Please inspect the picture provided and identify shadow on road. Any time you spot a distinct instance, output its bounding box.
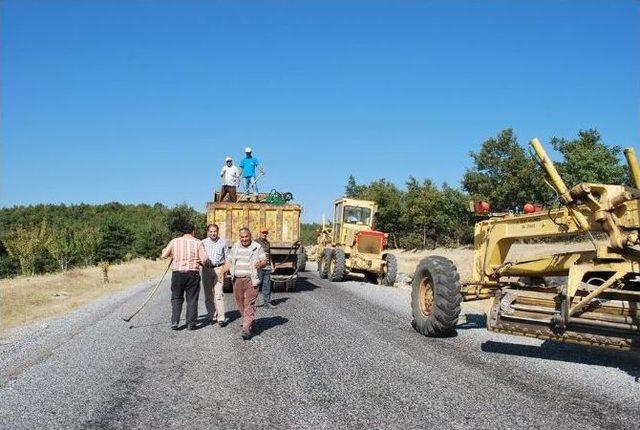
[481,340,640,381]
[456,313,486,330]
[254,316,289,336]
[270,297,289,306]
[226,310,241,324]
[295,278,320,292]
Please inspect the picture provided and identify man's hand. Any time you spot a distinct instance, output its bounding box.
[254,260,267,269]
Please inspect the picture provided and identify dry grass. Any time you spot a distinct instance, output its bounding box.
[1,259,167,335]
[390,241,596,281]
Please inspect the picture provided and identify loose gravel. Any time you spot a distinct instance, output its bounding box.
[1,268,638,429]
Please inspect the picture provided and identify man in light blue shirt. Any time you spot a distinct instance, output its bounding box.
[201,224,229,326]
[238,147,264,194]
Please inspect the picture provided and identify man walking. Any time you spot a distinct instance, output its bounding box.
[255,228,275,308]
[201,224,229,327]
[238,147,264,194]
[219,156,239,202]
[161,222,208,330]
[225,227,267,340]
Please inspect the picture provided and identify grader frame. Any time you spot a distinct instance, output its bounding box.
[411,139,640,351]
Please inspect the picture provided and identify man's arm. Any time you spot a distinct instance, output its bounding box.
[197,242,209,266]
[161,240,173,259]
[255,249,267,269]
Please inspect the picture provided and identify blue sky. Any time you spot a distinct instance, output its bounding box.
[2,0,638,222]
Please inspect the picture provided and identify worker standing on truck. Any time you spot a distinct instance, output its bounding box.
[238,147,264,194]
[224,227,267,340]
[219,156,240,202]
[201,224,229,327]
[161,222,208,331]
[255,228,275,308]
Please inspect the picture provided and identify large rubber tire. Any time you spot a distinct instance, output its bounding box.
[297,253,307,272]
[319,248,332,279]
[411,256,462,337]
[329,249,346,282]
[380,254,397,286]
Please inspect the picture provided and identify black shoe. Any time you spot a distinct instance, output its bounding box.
[171,323,179,330]
[188,324,197,331]
[241,330,252,340]
[218,319,228,328]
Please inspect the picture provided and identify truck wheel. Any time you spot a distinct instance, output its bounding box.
[380,254,397,286]
[329,249,346,282]
[411,256,462,336]
[297,253,307,272]
[319,248,332,279]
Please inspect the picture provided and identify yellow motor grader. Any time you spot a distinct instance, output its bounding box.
[317,198,397,286]
[411,139,640,351]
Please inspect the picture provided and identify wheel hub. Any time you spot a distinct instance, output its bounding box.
[419,277,434,316]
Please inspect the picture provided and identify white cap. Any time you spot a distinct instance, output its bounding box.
[225,156,232,162]
[245,147,252,153]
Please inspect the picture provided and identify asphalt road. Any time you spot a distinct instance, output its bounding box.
[1,268,639,429]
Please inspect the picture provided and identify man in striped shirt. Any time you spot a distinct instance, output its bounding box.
[161,222,208,330]
[201,223,228,327]
[225,227,267,340]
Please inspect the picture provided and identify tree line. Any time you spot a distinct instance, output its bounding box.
[0,203,205,278]
[1,128,629,277]
[345,128,630,249]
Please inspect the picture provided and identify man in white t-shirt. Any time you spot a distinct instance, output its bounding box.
[219,156,240,202]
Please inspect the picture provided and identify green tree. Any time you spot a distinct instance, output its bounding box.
[133,220,171,259]
[167,204,206,238]
[300,223,322,246]
[401,177,438,249]
[76,226,102,266]
[47,227,77,271]
[3,220,51,276]
[358,179,404,248]
[429,184,474,247]
[97,218,134,263]
[345,175,366,198]
[462,129,552,211]
[551,129,628,187]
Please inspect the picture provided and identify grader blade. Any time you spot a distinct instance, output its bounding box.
[487,286,640,351]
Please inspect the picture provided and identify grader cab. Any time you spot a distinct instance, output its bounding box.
[317,198,397,286]
[412,139,640,351]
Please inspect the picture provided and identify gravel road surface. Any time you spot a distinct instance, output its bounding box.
[1,268,639,429]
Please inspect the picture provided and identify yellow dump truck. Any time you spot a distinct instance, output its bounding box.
[206,193,305,291]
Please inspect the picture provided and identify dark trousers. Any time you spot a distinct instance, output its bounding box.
[259,268,272,302]
[219,185,237,202]
[171,271,200,325]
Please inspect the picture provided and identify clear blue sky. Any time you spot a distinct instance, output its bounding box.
[2,0,638,222]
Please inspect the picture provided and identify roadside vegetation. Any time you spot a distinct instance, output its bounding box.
[0,203,204,279]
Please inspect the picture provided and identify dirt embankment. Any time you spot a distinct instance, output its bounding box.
[389,241,595,281]
[1,259,167,335]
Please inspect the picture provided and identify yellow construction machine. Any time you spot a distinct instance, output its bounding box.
[317,198,397,285]
[411,139,640,351]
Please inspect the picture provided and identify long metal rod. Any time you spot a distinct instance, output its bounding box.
[568,271,625,317]
[122,259,172,322]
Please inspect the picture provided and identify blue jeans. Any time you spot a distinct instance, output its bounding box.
[244,176,258,194]
[259,268,271,302]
